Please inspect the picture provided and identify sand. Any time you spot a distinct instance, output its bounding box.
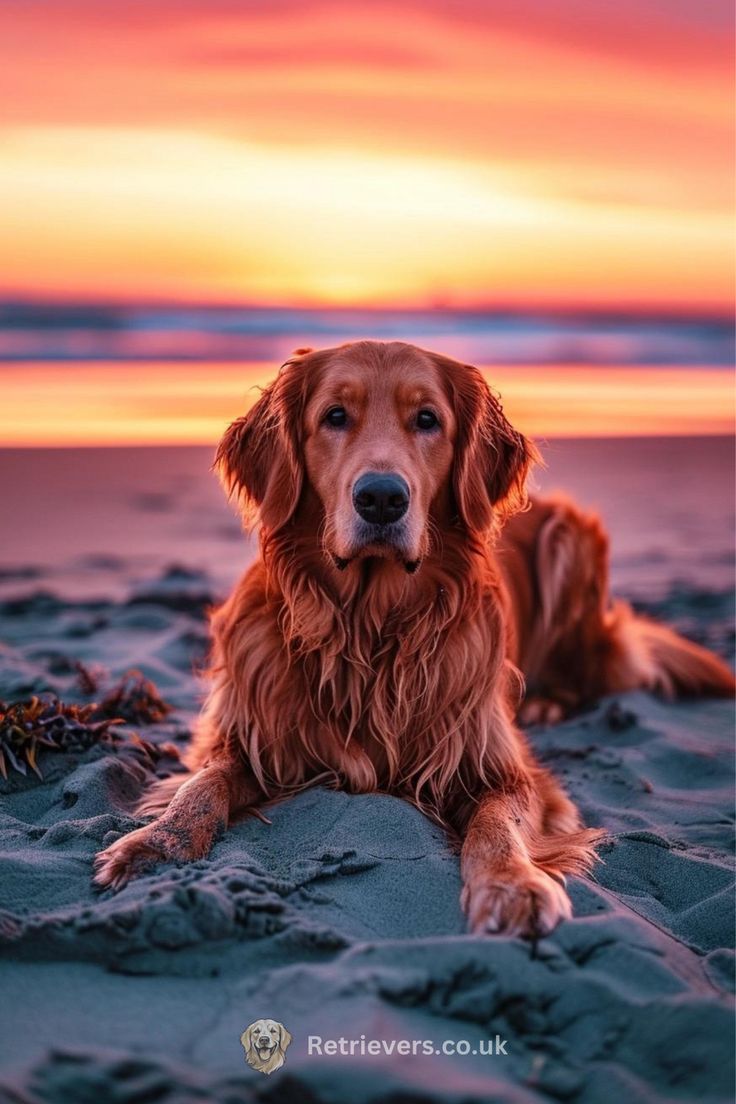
[0,437,733,1103]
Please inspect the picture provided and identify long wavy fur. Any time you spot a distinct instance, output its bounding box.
[140,344,602,885]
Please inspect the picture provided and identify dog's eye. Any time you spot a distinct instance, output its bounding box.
[324,406,348,428]
[415,409,439,431]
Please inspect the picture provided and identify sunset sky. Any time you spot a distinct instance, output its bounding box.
[0,0,733,309]
[2,361,733,446]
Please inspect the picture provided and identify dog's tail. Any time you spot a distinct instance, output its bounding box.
[135,771,192,818]
[610,605,735,700]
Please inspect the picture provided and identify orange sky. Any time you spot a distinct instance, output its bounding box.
[2,362,732,446]
[0,0,733,309]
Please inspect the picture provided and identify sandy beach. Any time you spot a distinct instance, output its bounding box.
[2,0,733,1095]
[0,435,733,1103]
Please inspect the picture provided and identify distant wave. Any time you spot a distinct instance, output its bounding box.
[0,303,732,366]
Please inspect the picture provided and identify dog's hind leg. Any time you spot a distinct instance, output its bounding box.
[93,757,260,890]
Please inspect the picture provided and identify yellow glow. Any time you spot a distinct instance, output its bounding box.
[1,362,732,447]
[0,0,731,309]
[0,127,732,306]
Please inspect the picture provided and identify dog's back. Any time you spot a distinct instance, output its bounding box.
[499,494,735,720]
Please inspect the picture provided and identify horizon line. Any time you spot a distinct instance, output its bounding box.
[1,294,733,323]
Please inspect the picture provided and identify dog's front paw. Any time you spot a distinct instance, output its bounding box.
[93,823,190,891]
[461,864,572,938]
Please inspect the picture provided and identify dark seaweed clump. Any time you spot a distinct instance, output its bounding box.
[0,695,122,780]
[95,670,171,725]
[0,672,175,780]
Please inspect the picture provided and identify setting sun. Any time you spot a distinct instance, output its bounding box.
[0,0,732,309]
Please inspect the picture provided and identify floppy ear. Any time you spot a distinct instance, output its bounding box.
[448,361,536,533]
[240,1028,253,1055]
[278,1025,293,1051]
[216,358,308,533]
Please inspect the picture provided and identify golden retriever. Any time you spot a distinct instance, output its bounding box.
[94,340,729,937]
[240,1019,292,1074]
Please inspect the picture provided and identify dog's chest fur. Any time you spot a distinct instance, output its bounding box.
[247,572,508,808]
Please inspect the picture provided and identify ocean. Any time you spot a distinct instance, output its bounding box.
[1,303,733,366]
[1,305,734,445]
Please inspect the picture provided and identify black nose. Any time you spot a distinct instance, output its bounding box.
[353,472,410,524]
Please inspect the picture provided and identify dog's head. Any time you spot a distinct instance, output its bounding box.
[240,1018,292,1074]
[217,341,534,571]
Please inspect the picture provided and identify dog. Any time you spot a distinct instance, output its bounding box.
[97,339,710,937]
[499,494,735,724]
[240,1019,292,1075]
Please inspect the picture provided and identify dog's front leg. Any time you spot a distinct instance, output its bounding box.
[93,758,258,890]
[460,783,600,938]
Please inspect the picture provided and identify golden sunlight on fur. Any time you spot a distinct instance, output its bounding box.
[93,341,732,938]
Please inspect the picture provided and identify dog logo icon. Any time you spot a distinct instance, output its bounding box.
[240,1019,292,1075]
